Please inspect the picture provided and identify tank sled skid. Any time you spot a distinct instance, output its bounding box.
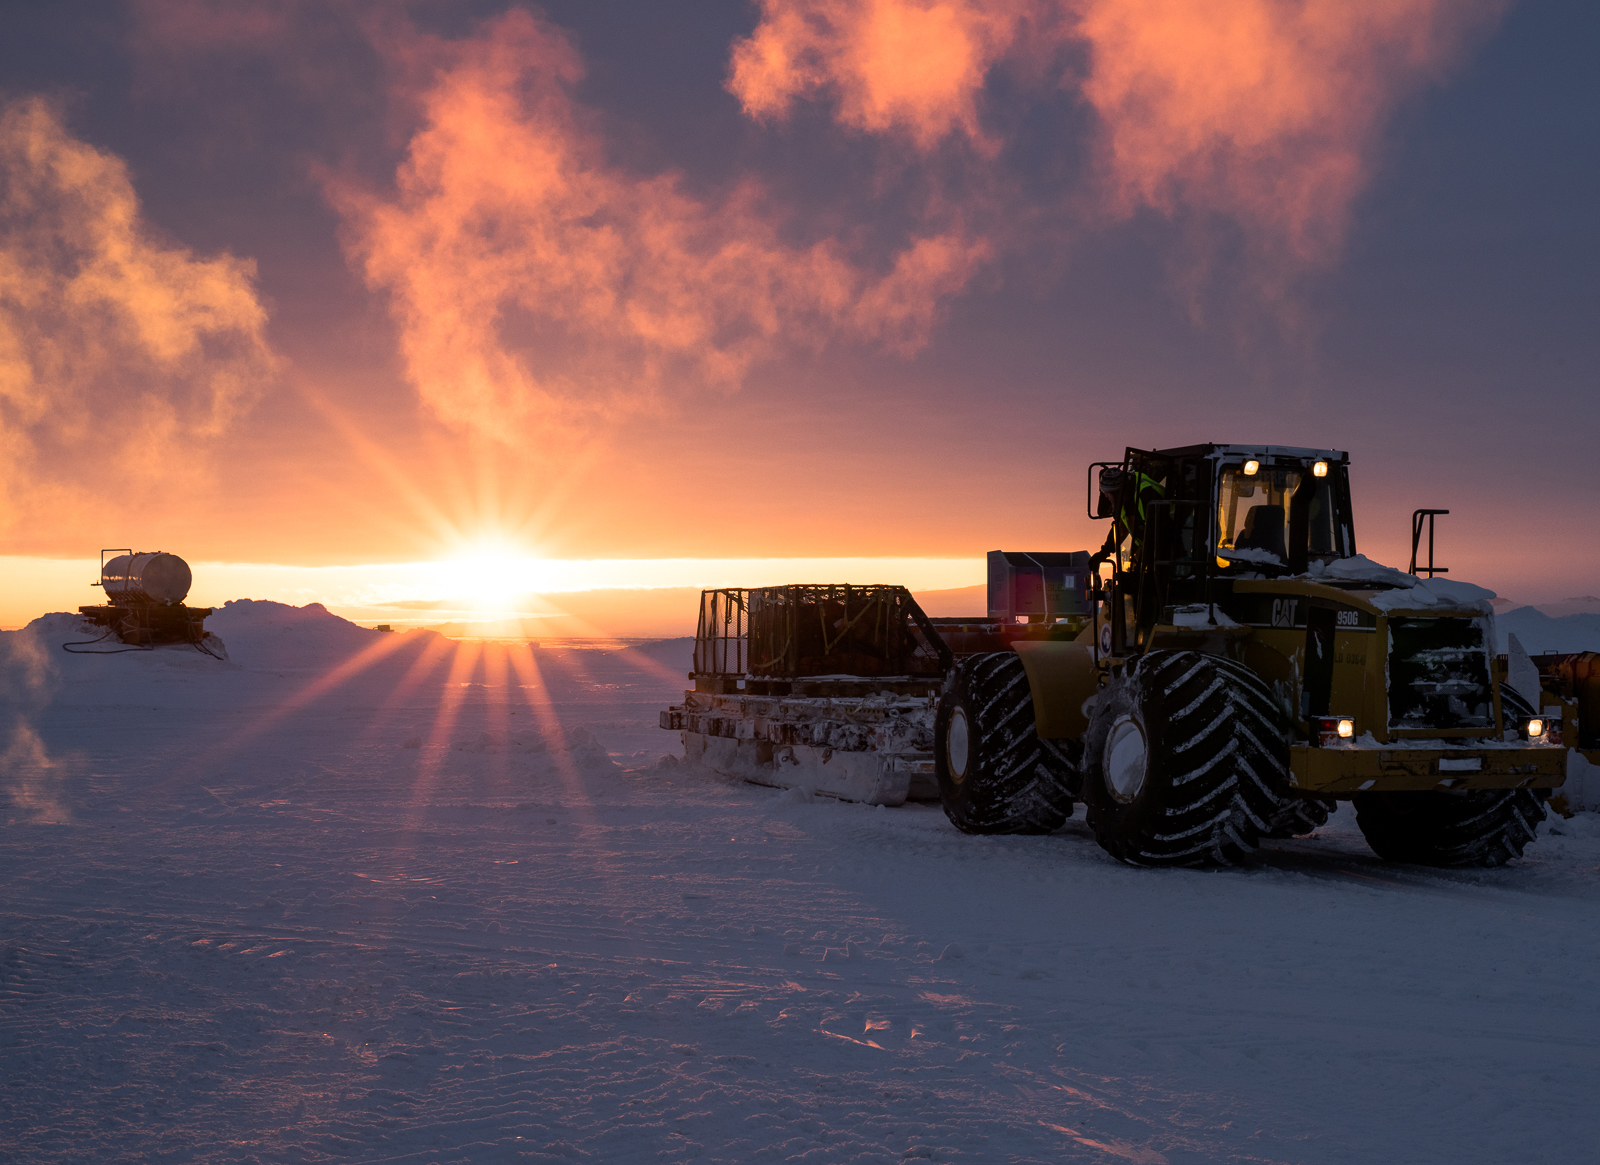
[76,602,214,647]
[663,681,940,806]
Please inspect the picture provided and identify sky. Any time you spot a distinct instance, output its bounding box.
[1,0,1596,631]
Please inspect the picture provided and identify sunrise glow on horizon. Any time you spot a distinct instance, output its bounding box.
[0,1,1593,629]
[0,554,989,633]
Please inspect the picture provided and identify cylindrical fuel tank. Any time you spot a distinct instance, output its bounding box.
[102,552,192,606]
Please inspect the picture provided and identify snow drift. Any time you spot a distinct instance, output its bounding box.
[3,598,1600,1163]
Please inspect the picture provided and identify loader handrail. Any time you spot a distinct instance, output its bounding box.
[1409,509,1449,577]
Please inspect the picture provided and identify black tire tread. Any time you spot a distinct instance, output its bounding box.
[1084,650,1296,867]
[1353,788,1546,867]
[1352,682,1548,867]
[936,653,1076,835]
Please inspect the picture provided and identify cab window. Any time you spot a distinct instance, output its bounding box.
[1217,466,1300,570]
[1215,462,1350,571]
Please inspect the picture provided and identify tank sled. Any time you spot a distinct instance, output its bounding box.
[660,562,1091,805]
[72,549,218,652]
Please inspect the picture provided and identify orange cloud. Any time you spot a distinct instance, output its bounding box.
[729,0,1506,279]
[729,0,1055,151]
[1078,0,1508,272]
[0,97,276,534]
[327,10,990,444]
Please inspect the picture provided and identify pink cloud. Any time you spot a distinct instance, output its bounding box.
[1078,0,1508,271]
[326,10,990,444]
[729,0,1056,152]
[728,0,1507,279]
[0,97,276,535]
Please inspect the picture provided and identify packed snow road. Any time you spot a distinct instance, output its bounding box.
[3,601,1597,1164]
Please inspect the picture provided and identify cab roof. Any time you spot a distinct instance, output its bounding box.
[1141,443,1350,464]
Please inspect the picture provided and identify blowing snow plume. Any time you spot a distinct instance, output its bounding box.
[730,0,1507,297]
[0,98,275,540]
[326,10,990,446]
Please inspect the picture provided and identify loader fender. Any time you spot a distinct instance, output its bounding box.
[1011,640,1098,741]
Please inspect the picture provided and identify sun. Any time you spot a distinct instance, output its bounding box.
[434,542,543,611]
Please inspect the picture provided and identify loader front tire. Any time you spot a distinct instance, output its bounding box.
[1352,684,1547,867]
[935,653,1076,834]
[1082,650,1291,867]
[1352,789,1546,867]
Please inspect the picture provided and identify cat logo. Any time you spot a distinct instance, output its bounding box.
[1271,598,1299,628]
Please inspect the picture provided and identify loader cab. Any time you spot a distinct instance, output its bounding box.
[1211,447,1354,576]
[1092,444,1354,654]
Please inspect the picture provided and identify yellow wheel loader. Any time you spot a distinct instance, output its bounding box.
[935,444,1565,868]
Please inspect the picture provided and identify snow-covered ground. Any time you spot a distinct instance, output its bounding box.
[3,600,1599,1164]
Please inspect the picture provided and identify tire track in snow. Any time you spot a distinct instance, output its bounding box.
[5,626,1599,1162]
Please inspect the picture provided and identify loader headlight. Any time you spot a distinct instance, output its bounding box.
[1523,717,1545,739]
[1313,715,1356,746]
[1244,459,1260,476]
[1312,460,1328,477]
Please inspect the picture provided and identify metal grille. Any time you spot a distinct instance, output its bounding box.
[1387,616,1493,731]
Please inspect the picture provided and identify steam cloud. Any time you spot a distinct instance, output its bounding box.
[1078,0,1507,274]
[124,2,1508,450]
[327,10,988,444]
[730,0,1053,151]
[0,98,275,535]
[730,0,1506,273]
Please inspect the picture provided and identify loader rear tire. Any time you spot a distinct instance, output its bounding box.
[1082,650,1292,867]
[1352,789,1546,867]
[935,653,1076,835]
